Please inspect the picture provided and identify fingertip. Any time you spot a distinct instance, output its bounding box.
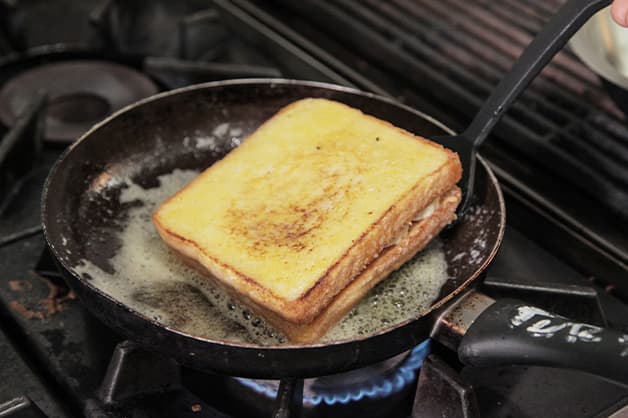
[611,1,628,27]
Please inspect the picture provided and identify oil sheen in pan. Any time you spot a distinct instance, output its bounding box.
[73,169,449,346]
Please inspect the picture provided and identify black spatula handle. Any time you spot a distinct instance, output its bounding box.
[459,299,628,386]
[463,0,611,147]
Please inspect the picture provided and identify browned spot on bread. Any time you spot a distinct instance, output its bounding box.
[224,159,355,255]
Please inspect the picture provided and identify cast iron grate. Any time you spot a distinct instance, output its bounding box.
[274,0,628,218]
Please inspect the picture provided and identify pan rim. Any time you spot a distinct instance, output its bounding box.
[41,78,505,352]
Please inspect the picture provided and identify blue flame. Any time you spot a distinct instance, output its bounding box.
[236,339,431,406]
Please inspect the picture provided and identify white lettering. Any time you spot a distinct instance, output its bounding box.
[511,306,602,343]
[526,319,570,338]
[511,306,551,327]
[566,323,602,343]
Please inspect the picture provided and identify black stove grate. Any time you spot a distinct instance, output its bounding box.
[2,1,628,417]
[272,0,628,218]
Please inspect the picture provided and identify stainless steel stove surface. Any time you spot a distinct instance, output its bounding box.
[1,1,628,417]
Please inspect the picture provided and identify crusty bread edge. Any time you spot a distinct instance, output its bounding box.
[153,98,462,324]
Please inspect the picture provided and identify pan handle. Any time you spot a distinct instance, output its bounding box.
[432,291,628,386]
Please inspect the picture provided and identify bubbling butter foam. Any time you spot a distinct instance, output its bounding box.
[73,169,449,346]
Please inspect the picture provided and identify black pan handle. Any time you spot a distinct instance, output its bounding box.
[462,0,611,147]
[434,291,628,386]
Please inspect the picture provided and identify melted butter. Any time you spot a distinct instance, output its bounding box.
[73,169,449,346]
[322,239,447,342]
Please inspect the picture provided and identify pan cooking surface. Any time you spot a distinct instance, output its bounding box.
[71,152,450,347]
[44,80,503,361]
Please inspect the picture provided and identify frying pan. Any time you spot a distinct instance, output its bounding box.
[42,0,628,389]
[42,79,502,377]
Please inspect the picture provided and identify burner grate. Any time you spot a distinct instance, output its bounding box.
[274,0,628,217]
[0,91,45,218]
[0,60,158,143]
[3,1,628,417]
[236,340,430,408]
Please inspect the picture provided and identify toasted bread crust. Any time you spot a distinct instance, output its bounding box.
[153,98,462,325]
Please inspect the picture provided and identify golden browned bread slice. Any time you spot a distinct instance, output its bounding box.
[153,98,461,328]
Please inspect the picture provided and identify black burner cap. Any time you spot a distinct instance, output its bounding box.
[0,60,158,143]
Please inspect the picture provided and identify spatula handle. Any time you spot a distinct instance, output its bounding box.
[463,0,612,148]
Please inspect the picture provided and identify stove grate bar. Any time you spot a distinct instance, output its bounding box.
[340,0,628,177]
[275,0,628,216]
[0,396,48,418]
[0,92,45,216]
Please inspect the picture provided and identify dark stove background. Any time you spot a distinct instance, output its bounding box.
[1,0,628,417]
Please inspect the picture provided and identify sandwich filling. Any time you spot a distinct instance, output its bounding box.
[414,199,439,221]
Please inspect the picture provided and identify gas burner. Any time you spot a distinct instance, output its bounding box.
[0,60,158,143]
[230,340,430,418]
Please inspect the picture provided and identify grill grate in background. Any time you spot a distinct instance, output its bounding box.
[276,0,628,215]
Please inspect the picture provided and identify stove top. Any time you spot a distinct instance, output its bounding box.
[1,1,628,417]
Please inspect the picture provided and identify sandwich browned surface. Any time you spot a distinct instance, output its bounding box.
[247,187,461,343]
[153,98,461,342]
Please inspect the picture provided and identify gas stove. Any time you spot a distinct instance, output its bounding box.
[1,1,628,417]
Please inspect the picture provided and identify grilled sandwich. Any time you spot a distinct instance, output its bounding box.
[153,98,461,343]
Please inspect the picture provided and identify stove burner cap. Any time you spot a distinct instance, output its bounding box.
[0,60,158,143]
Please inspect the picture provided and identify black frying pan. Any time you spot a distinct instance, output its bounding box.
[42,79,503,377]
[42,0,628,385]
[41,79,628,385]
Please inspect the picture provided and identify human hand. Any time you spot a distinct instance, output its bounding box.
[612,0,628,26]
